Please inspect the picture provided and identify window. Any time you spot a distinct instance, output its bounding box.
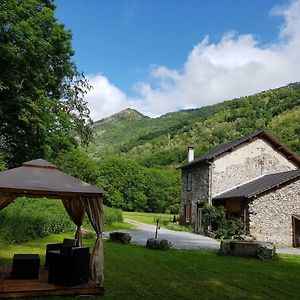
[185,203,192,223]
[187,172,192,191]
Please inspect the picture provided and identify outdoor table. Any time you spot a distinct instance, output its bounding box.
[12,254,40,279]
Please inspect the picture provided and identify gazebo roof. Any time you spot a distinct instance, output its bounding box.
[0,159,106,197]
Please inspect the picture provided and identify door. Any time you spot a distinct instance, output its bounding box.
[196,204,204,232]
[292,215,300,248]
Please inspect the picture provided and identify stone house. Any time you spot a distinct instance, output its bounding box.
[179,129,300,246]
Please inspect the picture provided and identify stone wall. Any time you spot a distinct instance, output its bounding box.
[248,179,300,246]
[211,137,297,196]
[180,163,210,227]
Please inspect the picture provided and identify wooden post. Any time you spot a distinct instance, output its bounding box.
[155,218,159,238]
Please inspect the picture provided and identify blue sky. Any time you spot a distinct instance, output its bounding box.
[55,0,300,120]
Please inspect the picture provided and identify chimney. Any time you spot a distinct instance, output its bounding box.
[188,146,194,163]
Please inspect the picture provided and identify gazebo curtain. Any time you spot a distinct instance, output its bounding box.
[81,196,104,285]
[62,197,85,247]
[0,192,104,285]
[0,193,17,210]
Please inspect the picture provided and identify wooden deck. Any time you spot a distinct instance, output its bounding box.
[0,265,104,298]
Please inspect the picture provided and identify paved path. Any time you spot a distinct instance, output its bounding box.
[104,219,300,255]
[276,247,300,255]
[104,219,220,250]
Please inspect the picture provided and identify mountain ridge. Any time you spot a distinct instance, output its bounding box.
[94,108,148,125]
[87,83,300,168]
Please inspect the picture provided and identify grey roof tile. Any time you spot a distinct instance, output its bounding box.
[180,129,300,169]
[0,159,106,196]
[213,168,300,200]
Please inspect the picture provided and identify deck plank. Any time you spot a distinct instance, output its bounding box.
[0,265,104,298]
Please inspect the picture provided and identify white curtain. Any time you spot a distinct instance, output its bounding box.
[80,196,104,285]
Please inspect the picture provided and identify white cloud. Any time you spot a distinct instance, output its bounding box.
[85,0,300,120]
[86,75,129,120]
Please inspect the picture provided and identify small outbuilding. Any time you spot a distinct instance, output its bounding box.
[0,159,106,298]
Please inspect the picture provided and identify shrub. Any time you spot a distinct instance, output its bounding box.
[202,205,244,239]
[0,200,125,244]
[146,238,171,250]
[82,228,95,239]
[103,206,123,225]
[202,205,227,231]
[0,198,74,244]
[215,220,244,239]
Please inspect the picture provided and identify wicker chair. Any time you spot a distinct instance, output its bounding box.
[47,246,90,286]
[45,238,77,268]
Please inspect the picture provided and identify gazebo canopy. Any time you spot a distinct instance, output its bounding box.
[0,159,106,285]
[0,159,105,197]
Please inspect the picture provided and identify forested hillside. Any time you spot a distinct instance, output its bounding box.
[77,83,300,213]
[87,83,300,168]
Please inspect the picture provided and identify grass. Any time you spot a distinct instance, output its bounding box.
[123,211,173,226]
[103,221,133,232]
[123,211,193,232]
[164,222,194,232]
[1,234,300,299]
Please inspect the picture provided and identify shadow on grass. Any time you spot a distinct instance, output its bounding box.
[0,236,300,300]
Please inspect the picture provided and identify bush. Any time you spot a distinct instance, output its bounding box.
[103,206,123,225]
[215,220,244,239]
[0,198,74,244]
[202,205,227,231]
[202,205,244,239]
[146,238,171,250]
[0,200,125,244]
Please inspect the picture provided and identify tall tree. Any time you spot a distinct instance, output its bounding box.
[0,0,92,167]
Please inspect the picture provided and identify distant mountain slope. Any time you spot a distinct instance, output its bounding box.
[87,108,151,158]
[86,83,300,168]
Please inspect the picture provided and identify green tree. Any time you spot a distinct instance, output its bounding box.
[0,153,6,171]
[143,168,180,213]
[97,157,147,211]
[96,157,180,213]
[54,148,99,184]
[0,0,92,167]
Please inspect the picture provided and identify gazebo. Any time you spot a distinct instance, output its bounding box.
[0,159,106,297]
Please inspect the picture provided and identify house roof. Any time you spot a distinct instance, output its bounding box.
[180,129,300,169]
[213,168,300,201]
[0,159,106,197]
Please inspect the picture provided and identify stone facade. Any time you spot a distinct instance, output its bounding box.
[248,179,300,246]
[211,138,297,196]
[180,134,300,245]
[180,163,210,227]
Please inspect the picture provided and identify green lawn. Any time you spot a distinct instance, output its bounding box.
[123,211,193,232]
[123,211,173,226]
[1,235,300,299]
[104,221,133,232]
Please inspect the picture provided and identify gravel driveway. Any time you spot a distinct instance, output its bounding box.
[105,219,220,250]
[104,219,300,255]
